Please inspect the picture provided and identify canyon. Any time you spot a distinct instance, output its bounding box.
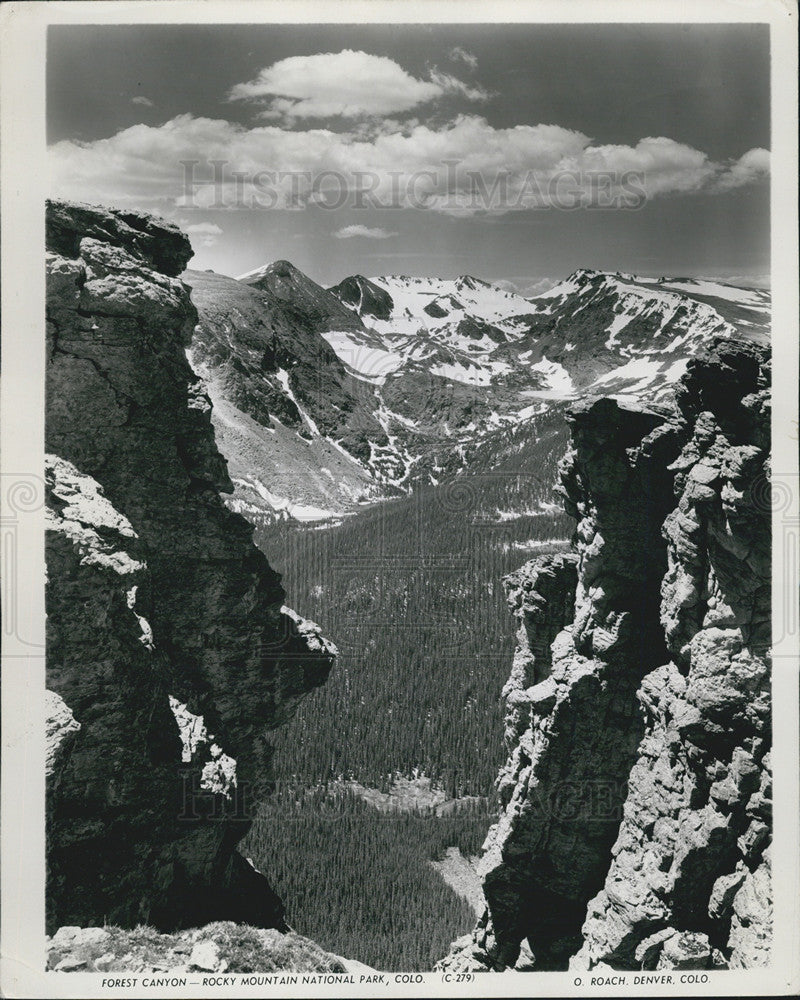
[44,199,771,973]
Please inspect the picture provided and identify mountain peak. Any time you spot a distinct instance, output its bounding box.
[237,258,305,283]
[565,267,603,284]
[268,258,300,276]
[329,274,394,321]
[455,275,491,291]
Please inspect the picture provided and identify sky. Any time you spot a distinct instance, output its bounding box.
[47,23,770,289]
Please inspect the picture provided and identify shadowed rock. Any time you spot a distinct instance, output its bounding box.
[45,201,336,933]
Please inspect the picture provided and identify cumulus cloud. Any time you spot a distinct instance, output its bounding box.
[448,47,478,70]
[710,147,770,193]
[184,221,223,247]
[228,49,488,119]
[48,112,771,217]
[131,96,154,107]
[334,225,397,239]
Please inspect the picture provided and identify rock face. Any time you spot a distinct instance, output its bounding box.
[45,200,336,934]
[437,337,771,972]
[329,274,395,321]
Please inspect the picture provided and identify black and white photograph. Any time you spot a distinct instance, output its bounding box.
[1,2,798,997]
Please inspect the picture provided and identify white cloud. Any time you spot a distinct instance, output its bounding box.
[48,113,771,217]
[427,67,491,104]
[131,96,154,107]
[334,225,397,239]
[228,49,488,119]
[448,47,478,70]
[185,221,223,247]
[710,147,770,193]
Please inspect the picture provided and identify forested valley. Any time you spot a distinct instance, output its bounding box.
[243,408,574,969]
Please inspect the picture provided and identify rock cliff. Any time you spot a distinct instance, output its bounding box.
[45,200,336,934]
[438,337,771,972]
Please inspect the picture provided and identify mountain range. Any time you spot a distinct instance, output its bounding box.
[184,262,769,527]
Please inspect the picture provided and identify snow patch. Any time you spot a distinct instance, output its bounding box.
[605,310,634,348]
[659,279,769,308]
[168,695,237,799]
[232,476,340,522]
[275,368,321,436]
[523,355,574,399]
[320,330,405,381]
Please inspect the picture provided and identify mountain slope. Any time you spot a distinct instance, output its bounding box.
[184,268,390,527]
[186,262,769,526]
[516,269,770,398]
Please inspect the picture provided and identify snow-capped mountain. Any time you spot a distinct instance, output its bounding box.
[329,269,769,400]
[518,268,769,398]
[184,263,769,526]
[326,274,540,388]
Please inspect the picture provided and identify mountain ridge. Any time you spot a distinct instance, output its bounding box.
[185,260,769,528]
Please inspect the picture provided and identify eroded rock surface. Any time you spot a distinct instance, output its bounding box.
[45,200,336,934]
[438,338,771,972]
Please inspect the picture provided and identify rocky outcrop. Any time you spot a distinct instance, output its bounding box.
[45,200,336,934]
[46,922,370,975]
[45,689,81,785]
[438,337,771,972]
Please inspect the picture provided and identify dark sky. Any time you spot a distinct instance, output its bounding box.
[47,23,770,285]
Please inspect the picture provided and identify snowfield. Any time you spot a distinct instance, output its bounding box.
[658,278,770,309]
[319,330,406,381]
[233,476,340,522]
[368,274,538,337]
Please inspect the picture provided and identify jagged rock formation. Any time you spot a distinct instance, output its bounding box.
[437,337,771,972]
[45,200,336,934]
